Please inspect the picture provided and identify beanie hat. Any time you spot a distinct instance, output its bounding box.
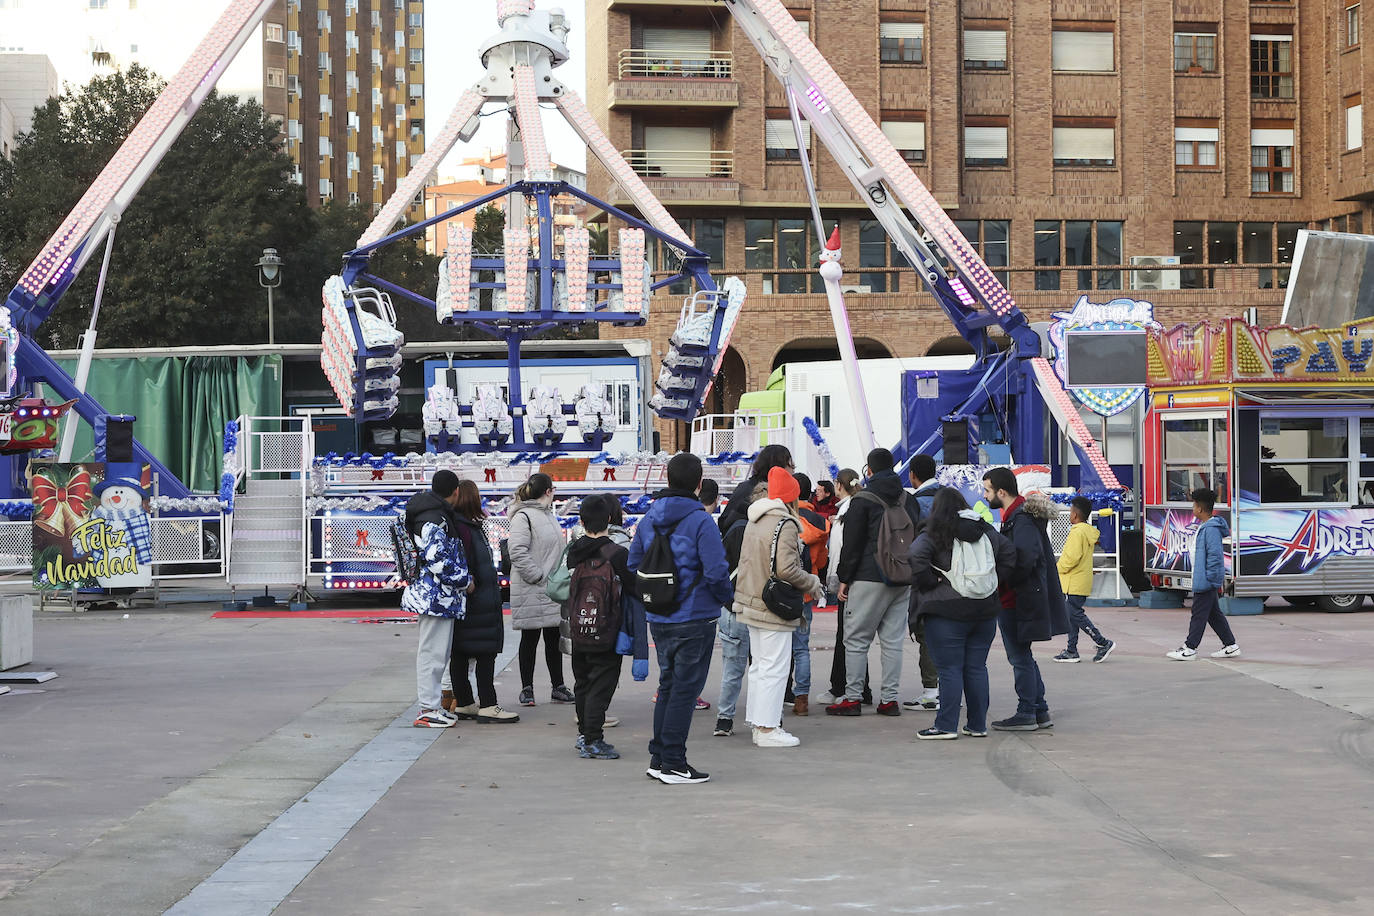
[768,466,801,503]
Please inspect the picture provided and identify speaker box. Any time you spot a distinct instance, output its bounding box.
[103,417,135,463]
[942,418,973,465]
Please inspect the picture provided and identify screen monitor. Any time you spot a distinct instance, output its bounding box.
[1064,330,1147,388]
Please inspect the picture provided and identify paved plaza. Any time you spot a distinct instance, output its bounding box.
[2,600,1373,915]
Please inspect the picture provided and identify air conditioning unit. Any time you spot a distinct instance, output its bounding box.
[840,285,872,295]
[1130,255,1182,291]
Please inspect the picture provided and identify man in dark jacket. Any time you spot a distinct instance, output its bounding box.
[628,453,733,784]
[981,467,1068,731]
[829,448,922,717]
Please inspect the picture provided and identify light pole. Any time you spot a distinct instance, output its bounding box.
[256,247,283,345]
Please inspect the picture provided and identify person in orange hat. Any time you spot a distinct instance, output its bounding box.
[731,466,822,748]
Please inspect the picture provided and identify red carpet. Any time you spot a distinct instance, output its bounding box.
[211,609,415,619]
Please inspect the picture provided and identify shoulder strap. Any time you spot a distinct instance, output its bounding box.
[769,516,799,577]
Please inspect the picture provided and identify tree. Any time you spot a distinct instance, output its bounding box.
[0,65,314,348]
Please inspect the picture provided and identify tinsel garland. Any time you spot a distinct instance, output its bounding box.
[800,417,840,480]
[151,496,226,514]
[0,500,35,520]
[1048,490,1127,513]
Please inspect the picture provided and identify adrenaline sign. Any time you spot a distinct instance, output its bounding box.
[1238,509,1374,575]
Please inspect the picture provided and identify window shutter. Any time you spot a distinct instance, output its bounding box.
[1251,128,1294,147]
[963,29,1007,62]
[765,119,810,149]
[1051,31,1113,71]
[881,121,926,151]
[880,22,924,41]
[1053,127,1115,160]
[645,126,712,176]
[1348,104,1363,150]
[1174,126,1219,142]
[964,126,1008,160]
[642,28,712,54]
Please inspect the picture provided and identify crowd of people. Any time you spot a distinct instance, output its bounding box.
[400,447,1242,782]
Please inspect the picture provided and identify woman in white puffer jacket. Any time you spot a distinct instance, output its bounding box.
[823,470,869,704]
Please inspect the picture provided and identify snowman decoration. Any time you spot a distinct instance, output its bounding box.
[88,477,153,587]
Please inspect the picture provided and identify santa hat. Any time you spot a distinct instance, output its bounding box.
[767,466,800,503]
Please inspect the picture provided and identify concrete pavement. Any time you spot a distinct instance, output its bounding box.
[3,601,1373,914]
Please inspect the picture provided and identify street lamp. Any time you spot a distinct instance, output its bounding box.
[256,247,283,345]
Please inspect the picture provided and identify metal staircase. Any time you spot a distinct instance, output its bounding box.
[226,417,311,601]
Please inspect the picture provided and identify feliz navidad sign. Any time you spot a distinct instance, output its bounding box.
[31,463,153,590]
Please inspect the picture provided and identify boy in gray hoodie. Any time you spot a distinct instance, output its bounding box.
[1167,488,1241,660]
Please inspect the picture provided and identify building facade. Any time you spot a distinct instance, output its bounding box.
[422,151,588,254]
[0,53,59,152]
[263,0,427,214]
[586,0,1374,443]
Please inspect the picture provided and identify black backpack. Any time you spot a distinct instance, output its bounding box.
[568,544,623,650]
[636,517,685,614]
[391,517,421,583]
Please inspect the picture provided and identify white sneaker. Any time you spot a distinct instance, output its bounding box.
[603,715,620,728]
[818,691,838,705]
[752,726,801,748]
[414,708,456,728]
[1166,646,1197,660]
[1211,644,1241,658]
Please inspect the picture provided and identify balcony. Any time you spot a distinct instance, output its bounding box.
[610,49,738,109]
[616,149,739,205]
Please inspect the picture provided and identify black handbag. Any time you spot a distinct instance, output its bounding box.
[762,517,805,621]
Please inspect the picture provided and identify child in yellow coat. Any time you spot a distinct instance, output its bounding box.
[1053,497,1116,663]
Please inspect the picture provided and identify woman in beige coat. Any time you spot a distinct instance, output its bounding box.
[733,467,822,748]
[507,473,573,707]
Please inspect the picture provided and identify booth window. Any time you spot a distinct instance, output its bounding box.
[1163,416,1228,503]
[1259,416,1349,503]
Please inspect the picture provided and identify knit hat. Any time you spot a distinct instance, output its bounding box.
[767,466,800,503]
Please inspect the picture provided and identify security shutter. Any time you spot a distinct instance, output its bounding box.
[880,22,924,41]
[1251,128,1295,147]
[964,126,1008,161]
[881,121,926,153]
[1348,104,1363,150]
[1174,126,1219,142]
[1051,31,1113,71]
[963,29,1007,64]
[765,119,811,149]
[644,125,712,177]
[1053,127,1115,161]
[643,28,712,54]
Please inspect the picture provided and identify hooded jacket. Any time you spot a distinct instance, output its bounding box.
[507,498,566,630]
[449,513,503,655]
[1192,513,1229,592]
[628,490,734,624]
[732,498,823,632]
[908,510,1017,625]
[836,470,922,584]
[1056,520,1101,597]
[399,491,471,619]
[558,534,636,656]
[796,500,830,575]
[999,491,1069,643]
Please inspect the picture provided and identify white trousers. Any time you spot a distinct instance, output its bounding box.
[745,626,793,729]
[416,614,454,711]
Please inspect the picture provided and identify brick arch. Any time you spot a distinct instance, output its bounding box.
[708,345,749,415]
[926,335,976,357]
[768,336,894,370]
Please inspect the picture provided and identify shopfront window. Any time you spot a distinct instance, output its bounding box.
[1260,416,1350,503]
[1163,416,1228,503]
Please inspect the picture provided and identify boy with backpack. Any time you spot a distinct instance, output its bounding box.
[1053,497,1116,664]
[829,448,923,717]
[561,494,638,760]
[628,453,733,784]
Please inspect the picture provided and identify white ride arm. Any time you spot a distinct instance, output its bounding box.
[512,64,553,177]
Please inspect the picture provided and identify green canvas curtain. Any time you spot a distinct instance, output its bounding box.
[53,355,283,492]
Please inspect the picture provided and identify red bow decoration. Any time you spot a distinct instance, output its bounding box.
[32,468,94,539]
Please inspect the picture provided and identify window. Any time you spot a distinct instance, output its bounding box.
[1175,119,1219,169]
[317,9,330,30]
[954,220,1010,288]
[347,151,360,175]
[319,136,332,157]
[318,51,331,74]
[1174,221,1304,289]
[1163,416,1228,503]
[1251,125,1295,194]
[880,21,923,64]
[88,0,107,8]
[1051,28,1113,72]
[349,191,361,205]
[963,28,1007,70]
[266,67,286,89]
[409,48,423,64]
[372,124,383,144]
[347,110,359,132]
[286,118,301,141]
[319,94,332,116]
[409,82,423,99]
[319,177,333,199]
[964,119,1008,166]
[1251,34,1294,98]
[410,118,424,140]
[1349,5,1362,47]
[880,117,926,163]
[265,22,285,42]
[409,12,423,29]
[1347,95,1363,150]
[1053,119,1115,166]
[373,164,385,184]
[372,87,382,109]
[1174,31,1216,72]
[813,395,832,429]
[1035,220,1122,290]
[396,67,406,84]
[1260,416,1350,504]
[858,220,900,292]
[746,219,819,294]
[765,117,809,161]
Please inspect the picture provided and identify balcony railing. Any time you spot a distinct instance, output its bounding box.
[623,149,734,178]
[618,48,733,79]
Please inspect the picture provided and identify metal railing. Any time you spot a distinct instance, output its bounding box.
[150,516,226,580]
[617,48,733,79]
[623,149,734,179]
[690,411,791,457]
[1048,507,1124,601]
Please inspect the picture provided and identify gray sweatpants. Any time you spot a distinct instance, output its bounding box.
[844,580,909,704]
[416,614,455,711]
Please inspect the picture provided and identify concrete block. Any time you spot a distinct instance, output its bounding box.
[1221,595,1265,616]
[0,595,34,670]
[1138,588,1185,609]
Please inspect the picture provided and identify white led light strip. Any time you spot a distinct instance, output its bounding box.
[512,64,552,177]
[563,227,590,312]
[503,229,531,312]
[618,229,646,315]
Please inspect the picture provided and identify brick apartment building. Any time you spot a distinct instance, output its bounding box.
[585,0,1374,440]
[263,0,426,216]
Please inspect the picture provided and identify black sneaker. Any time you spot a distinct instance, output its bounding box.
[991,715,1039,731]
[916,727,958,740]
[713,717,733,737]
[655,763,710,785]
[646,756,661,779]
[580,739,620,760]
[1052,650,1081,663]
[518,686,536,707]
[1093,640,1116,663]
[551,685,575,703]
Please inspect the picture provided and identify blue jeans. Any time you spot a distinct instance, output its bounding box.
[923,615,998,733]
[716,609,750,720]
[997,609,1048,718]
[649,617,717,767]
[1064,594,1108,654]
[790,604,813,695]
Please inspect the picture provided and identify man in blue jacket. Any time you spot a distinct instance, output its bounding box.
[629,452,733,785]
[1167,488,1241,660]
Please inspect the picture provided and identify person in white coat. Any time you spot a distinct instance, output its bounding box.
[821,470,870,704]
[508,472,574,707]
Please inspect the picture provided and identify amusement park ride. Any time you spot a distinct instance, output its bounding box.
[2,0,1119,596]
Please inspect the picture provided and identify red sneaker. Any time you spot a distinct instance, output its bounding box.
[825,699,862,716]
[876,701,901,717]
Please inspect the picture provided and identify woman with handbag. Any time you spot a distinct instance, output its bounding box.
[508,472,574,707]
[732,467,822,748]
